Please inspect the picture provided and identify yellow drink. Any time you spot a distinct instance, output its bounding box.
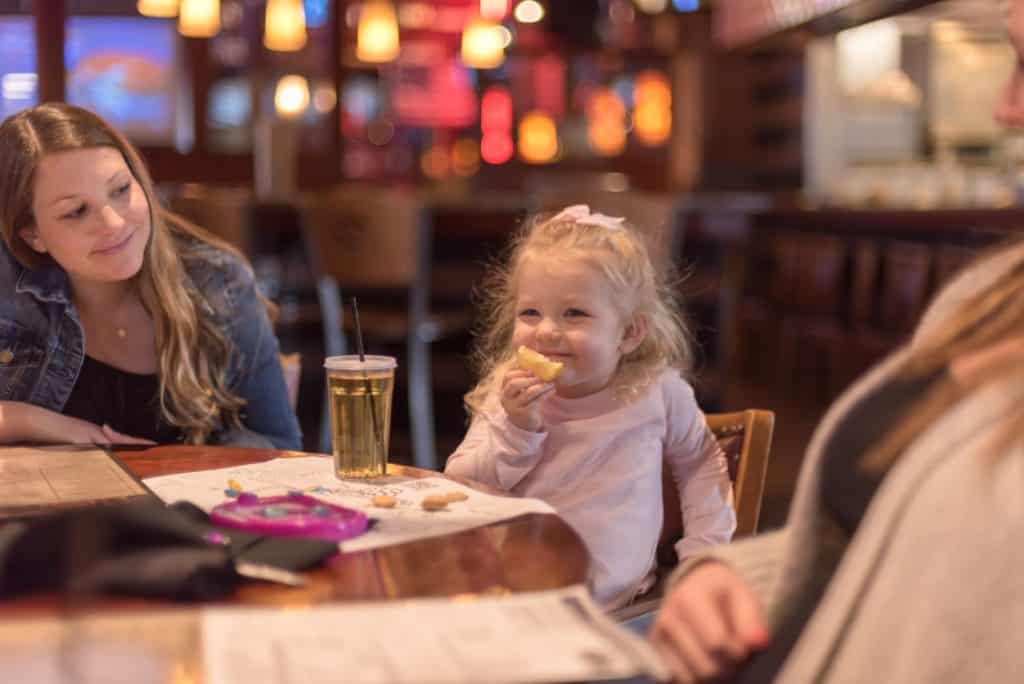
[324,356,396,478]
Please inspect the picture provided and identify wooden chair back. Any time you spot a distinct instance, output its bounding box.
[658,409,775,565]
[165,185,252,253]
[300,187,425,290]
[298,186,461,469]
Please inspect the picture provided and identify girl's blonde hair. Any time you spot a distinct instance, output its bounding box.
[861,241,1024,472]
[0,103,267,444]
[465,207,694,415]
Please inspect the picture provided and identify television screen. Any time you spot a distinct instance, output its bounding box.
[65,16,179,144]
[0,16,39,121]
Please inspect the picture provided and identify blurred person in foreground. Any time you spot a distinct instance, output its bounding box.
[649,3,1024,681]
[0,103,301,449]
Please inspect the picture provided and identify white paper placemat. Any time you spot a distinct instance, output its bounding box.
[144,457,555,552]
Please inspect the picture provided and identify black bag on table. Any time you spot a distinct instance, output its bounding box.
[0,500,338,601]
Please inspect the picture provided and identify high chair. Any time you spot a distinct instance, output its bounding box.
[610,409,775,625]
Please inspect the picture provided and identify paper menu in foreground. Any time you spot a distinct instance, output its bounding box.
[143,456,555,552]
[202,585,669,684]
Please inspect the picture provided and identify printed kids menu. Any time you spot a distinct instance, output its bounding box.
[143,456,555,552]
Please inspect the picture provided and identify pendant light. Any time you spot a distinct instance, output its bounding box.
[357,1,400,63]
[480,0,509,21]
[179,0,220,38]
[461,16,504,69]
[275,75,310,118]
[518,110,559,164]
[264,0,307,52]
[137,0,179,18]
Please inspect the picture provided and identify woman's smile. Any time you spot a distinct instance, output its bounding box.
[92,227,135,256]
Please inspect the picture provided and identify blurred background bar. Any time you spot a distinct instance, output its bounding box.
[2,0,1018,524]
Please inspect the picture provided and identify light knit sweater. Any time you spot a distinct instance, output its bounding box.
[445,369,736,608]
[670,240,1024,682]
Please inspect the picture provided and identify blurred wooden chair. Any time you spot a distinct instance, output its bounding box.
[163,184,252,253]
[611,408,775,624]
[279,352,301,412]
[300,187,472,469]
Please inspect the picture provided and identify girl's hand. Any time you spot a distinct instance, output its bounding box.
[649,561,770,683]
[500,368,554,432]
[1,401,156,446]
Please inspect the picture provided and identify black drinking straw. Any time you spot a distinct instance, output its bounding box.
[351,296,385,475]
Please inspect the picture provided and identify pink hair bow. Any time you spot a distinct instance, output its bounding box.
[550,204,625,231]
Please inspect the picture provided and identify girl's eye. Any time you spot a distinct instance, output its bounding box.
[112,182,131,197]
[518,308,540,318]
[62,205,87,221]
[565,308,588,318]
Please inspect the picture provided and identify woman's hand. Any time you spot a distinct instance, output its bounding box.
[45,412,156,445]
[500,368,554,432]
[0,401,156,446]
[649,561,770,683]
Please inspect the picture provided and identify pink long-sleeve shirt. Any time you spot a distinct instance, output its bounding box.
[445,369,736,608]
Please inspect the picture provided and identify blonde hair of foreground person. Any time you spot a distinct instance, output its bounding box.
[464,207,695,415]
[862,252,1024,471]
[0,103,275,444]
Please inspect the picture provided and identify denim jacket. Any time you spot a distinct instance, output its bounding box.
[0,240,302,450]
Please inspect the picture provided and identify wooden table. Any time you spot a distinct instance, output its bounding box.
[1,444,589,614]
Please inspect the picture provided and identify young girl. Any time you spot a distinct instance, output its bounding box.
[445,204,735,608]
[0,103,301,449]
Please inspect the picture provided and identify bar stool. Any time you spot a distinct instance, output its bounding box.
[778,233,848,403]
[732,233,800,388]
[836,240,934,395]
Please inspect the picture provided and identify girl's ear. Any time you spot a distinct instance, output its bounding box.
[18,225,48,254]
[619,314,647,355]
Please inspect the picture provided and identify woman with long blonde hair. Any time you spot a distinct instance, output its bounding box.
[649,3,1024,680]
[0,103,301,449]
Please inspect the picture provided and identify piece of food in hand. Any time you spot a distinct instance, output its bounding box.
[516,346,564,381]
[372,495,397,508]
[422,494,449,511]
[444,491,468,503]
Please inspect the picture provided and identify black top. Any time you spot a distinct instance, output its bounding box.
[63,355,185,444]
[735,367,947,683]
